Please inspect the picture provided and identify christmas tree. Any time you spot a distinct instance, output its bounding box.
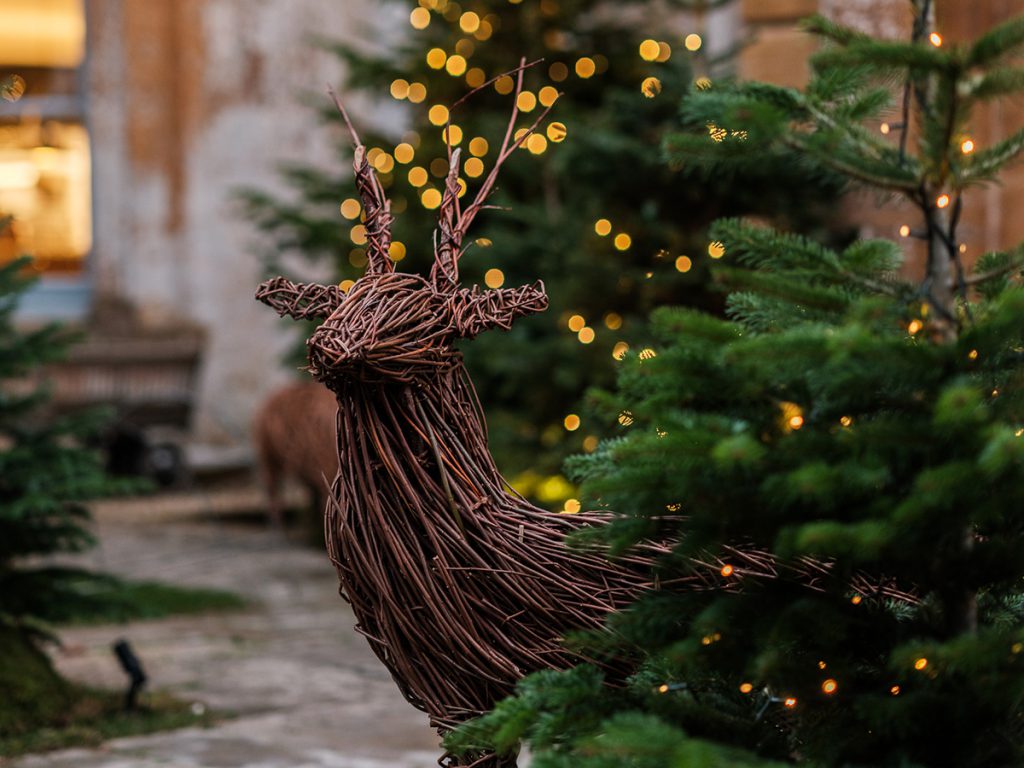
[242,0,841,504]
[447,6,1024,766]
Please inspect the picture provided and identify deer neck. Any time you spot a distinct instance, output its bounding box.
[330,361,508,516]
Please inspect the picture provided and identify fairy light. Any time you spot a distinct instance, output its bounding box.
[639,39,660,61]
[527,134,548,155]
[421,188,442,209]
[899,224,910,237]
[446,54,467,77]
[695,76,712,90]
[547,122,567,142]
[929,32,942,46]
[684,33,702,51]
[638,348,657,360]
[426,47,447,69]
[549,61,568,82]
[890,685,901,696]
[484,268,505,289]
[936,193,951,208]
[908,319,923,335]
[459,11,480,33]
[575,57,596,78]
[443,125,463,146]
[582,436,599,452]
[1013,643,1023,654]
[350,224,367,244]
[604,312,622,330]
[390,79,410,99]
[783,697,797,709]
[408,167,428,187]
[739,682,753,694]
[564,414,581,431]
[562,498,581,514]
[618,410,634,426]
[818,661,827,669]
[464,158,484,178]
[517,91,538,112]
[656,42,671,62]
[408,83,427,103]
[594,219,612,236]
[657,683,670,694]
[914,657,928,670]
[466,67,485,88]
[968,349,979,360]
[538,87,560,109]
[567,314,586,332]
[339,279,355,292]
[388,241,406,262]
[373,152,395,173]
[821,679,838,695]
[430,158,449,177]
[428,104,449,126]
[340,198,361,219]
[720,564,734,577]
[880,122,891,135]
[612,341,629,360]
[840,416,853,427]
[474,238,492,248]
[410,7,430,29]
[578,327,596,344]
[851,595,862,605]
[614,233,632,251]
[708,241,726,258]
[641,77,662,98]
[394,143,415,164]
[675,255,692,273]
[961,138,975,154]
[495,75,514,95]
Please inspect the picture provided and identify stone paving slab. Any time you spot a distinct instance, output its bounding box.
[7,510,443,768]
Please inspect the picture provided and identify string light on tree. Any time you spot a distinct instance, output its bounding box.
[936,193,951,208]
[899,224,911,237]
[821,679,838,695]
[929,32,943,46]
[961,138,975,154]
[880,122,891,134]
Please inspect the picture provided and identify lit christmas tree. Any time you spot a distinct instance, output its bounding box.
[242,0,841,504]
[446,6,1024,766]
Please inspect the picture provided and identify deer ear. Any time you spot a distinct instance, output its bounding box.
[449,281,548,338]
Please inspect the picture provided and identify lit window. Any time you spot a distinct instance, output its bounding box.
[0,0,90,276]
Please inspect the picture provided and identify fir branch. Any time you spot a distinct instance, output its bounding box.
[961,126,1024,184]
[967,15,1024,66]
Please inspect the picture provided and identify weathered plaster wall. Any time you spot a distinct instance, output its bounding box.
[86,0,373,445]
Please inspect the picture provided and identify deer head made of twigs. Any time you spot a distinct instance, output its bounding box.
[256,59,554,387]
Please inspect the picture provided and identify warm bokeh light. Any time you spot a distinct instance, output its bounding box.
[421,187,442,209]
[639,39,660,61]
[469,137,489,156]
[914,657,928,670]
[408,82,427,103]
[464,157,484,178]
[739,683,753,694]
[426,47,447,69]
[484,268,505,288]
[466,67,486,88]
[428,104,450,126]
[388,241,407,261]
[575,57,596,78]
[578,327,595,344]
[563,414,581,431]
[568,314,586,332]
[657,41,672,62]
[961,138,975,154]
[350,224,367,245]
[547,122,567,142]
[340,198,361,219]
[582,436,598,452]
[407,166,428,187]
[614,233,632,251]
[445,54,467,76]
[527,134,548,154]
[594,218,612,236]
[641,76,662,98]
[495,75,514,95]
[708,241,726,258]
[603,312,622,330]
[929,32,942,46]
[409,7,430,29]
[549,62,568,82]
[459,11,480,33]
[675,255,692,272]
[562,498,581,514]
[443,124,463,145]
[394,143,414,164]
[822,679,838,695]
[539,86,559,107]
[612,342,629,360]
[390,79,410,99]
[936,193,951,208]
[899,224,910,237]
[684,33,702,51]
[517,91,537,112]
[720,564,734,577]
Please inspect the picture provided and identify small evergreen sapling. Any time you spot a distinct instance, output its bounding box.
[448,6,1024,767]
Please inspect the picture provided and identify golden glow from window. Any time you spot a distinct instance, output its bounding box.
[0,122,91,273]
[0,0,85,68]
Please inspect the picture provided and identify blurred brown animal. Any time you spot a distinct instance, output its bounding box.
[253,381,338,527]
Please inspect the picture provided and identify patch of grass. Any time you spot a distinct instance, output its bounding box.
[3,568,246,626]
[0,688,219,757]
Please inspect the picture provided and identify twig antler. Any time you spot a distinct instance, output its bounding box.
[329,87,394,276]
[431,57,561,290]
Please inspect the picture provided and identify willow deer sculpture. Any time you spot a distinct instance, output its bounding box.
[255,65,909,767]
[256,64,666,768]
